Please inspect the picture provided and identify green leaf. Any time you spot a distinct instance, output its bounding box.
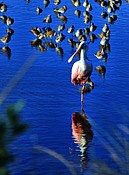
[0,167,10,175]
[0,147,14,166]
[6,107,20,126]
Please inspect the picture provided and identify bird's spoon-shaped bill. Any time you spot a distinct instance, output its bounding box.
[68,41,85,63]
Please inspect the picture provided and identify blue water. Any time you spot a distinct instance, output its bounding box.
[0,0,129,174]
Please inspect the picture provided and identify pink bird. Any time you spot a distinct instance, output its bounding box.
[68,41,94,87]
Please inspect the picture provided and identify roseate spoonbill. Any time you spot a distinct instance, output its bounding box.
[68,41,94,87]
[68,41,94,111]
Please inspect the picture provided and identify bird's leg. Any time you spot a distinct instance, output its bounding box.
[81,84,86,113]
[81,90,85,113]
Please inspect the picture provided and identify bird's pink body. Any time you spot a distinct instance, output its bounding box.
[68,41,93,86]
[71,60,92,85]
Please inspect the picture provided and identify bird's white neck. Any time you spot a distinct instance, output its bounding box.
[80,48,85,62]
[80,48,86,70]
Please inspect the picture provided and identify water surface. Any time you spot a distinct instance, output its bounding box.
[0,0,129,174]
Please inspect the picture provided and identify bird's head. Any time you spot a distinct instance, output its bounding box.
[68,41,87,63]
